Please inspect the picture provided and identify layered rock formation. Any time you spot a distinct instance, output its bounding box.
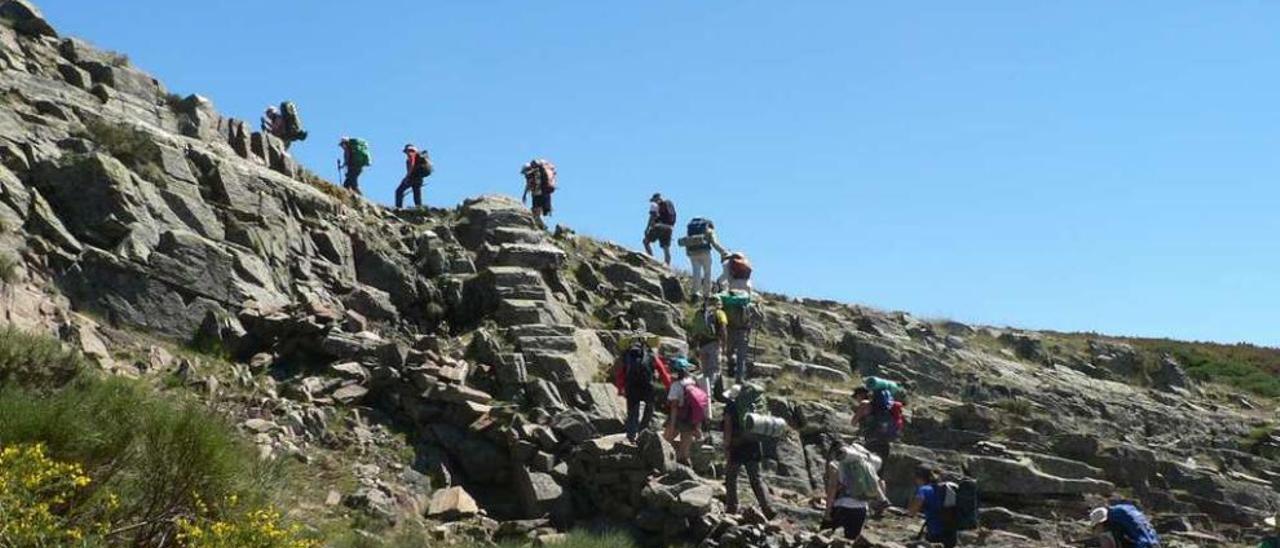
[1,2,1277,546]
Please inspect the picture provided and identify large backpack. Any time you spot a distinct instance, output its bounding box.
[688,307,721,346]
[657,200,677,226]
[837,446,882,500]
[624,346,655,392]
[280,101,307,141]
[720,292,753,330]
[681,382,709,424]
[412,154,433,177]
[349,139,371,167]
[1107,504,1160,548]
[935,481,978,532]
[684,218,713,251]
[728,254,752,280]
[534,159,557,193]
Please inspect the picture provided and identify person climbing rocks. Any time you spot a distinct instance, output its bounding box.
[643,193,677,266]
[338,137,370,195]
[687,294,729,410]
[680,217,727,299]
[908,465,958,548]
[722,383,776,521]
[664,357,707,465]
[720,290,755,383]
[852,377,906,464]
[521,159,556,230]
[1088,503,1160,548]
[261,101,307,148]
[260,106,283,137]
[612,338,672,443]
[822,435,888,542]
[718,251,753,293]
[395,144,432,209]
[1261,515,1280,548]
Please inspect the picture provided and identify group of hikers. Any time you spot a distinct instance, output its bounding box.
[259,102,1267,548]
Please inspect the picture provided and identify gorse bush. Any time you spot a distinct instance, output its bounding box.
[0,252,18,284]
[81,118,167,182]
[0,326,84,388]
[0,327,308,547]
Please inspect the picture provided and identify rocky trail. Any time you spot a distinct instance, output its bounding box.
[1,2,1278,546]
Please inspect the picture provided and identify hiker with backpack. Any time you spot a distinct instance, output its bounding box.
[720,291,755,383]
[822,436,889,541]
[687,295,729,410]
[643,193,677,266]
[722,384,777,520]
[262,101,307,149]
[908,466,959,547]
[261,106,283,137]
[852,378,906,463]
[664,357,708,465]
[1088,503,1161,548]
[718,251,754,293]
[395,144,432,209]
[521,159,556,230]
[338,137,371,194]
[679,217,728,300]
[612,339,673,443]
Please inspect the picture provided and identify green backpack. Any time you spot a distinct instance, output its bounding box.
[349,138,372,167]
[720,292,752,330]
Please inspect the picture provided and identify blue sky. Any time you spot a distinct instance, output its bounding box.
[39,2,1280,345]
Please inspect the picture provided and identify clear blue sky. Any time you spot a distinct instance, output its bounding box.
[40,2,1280,346]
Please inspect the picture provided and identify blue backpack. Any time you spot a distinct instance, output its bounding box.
[868,389,900,439]
[1107,504,1159,548]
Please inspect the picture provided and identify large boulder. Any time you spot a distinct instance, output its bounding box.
[965,455,1114,497]
[514,466,572,524]
[0,0,55,37]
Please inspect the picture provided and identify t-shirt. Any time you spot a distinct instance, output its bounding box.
[915,484,948,538]
[830,462,869,509]
[668,376,694,405]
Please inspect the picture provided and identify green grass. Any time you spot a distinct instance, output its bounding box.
[81,118,167,182]
[1119,338,1280,398]
[994,398,1033,417]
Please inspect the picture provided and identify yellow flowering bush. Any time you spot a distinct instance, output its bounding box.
[0,443,96,545]
[179,499,317,548]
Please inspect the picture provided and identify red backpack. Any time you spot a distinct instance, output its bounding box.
[534,159,557,193]
[728,254,753,280]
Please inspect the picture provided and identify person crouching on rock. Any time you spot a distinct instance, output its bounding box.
[1088,503,1160,548]
[612,338,672,443]
[908,466,958,548]
[722,384,776,521]
[664,357,707,465]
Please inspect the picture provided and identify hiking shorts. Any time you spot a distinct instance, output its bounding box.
[531,194,551,213]
[645,224,673,248]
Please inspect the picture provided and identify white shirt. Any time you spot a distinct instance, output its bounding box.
[668,376,694,405]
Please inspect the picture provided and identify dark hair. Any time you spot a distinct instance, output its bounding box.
[853,387,869,398]
[915,465,941,484]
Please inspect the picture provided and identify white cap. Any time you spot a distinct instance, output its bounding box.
[1266,515,1278,528]
[1088,507,1108,526]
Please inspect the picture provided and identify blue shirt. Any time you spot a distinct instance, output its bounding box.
[915,484,946,537]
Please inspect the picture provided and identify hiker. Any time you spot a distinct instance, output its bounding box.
[643,193,677,266]
[261,101,307,148]
[1088,503,1160,548]
[521,159,556,229]
[338,137,370,194]
[680,217,728,299]
[395,144,432,209]
[664,357,707,465]
[720,291,755,383]
[722,383,776,520]
[908,466,958,548]
[612,338,672,442]
[852,378,905,463]
[1261,515,1280,548]
[822,436,888,541]
[260,106,283,137]
[687,295,729,408]
[718,251,753,293]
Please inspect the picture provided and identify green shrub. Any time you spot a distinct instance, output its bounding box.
[82,118,166,182]
[0,326,84,389]
[995,398,1033,417]
[0,376,283,545]
[105,50,130,67]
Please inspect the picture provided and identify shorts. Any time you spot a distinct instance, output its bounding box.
[645,224,673,248]
[531,194,551,213]
[674,418,697,434]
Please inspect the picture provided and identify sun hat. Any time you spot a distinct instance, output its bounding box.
[1088,507,1108,526]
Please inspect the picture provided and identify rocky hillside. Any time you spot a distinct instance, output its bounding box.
[1,2,1278,546]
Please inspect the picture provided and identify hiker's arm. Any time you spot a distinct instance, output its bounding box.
[1098,534,1117,548]
[655,358,672,389]
[709,229,728,256]
[823,463,838,516]
[907,492,923,516]
[723,415,734,460]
